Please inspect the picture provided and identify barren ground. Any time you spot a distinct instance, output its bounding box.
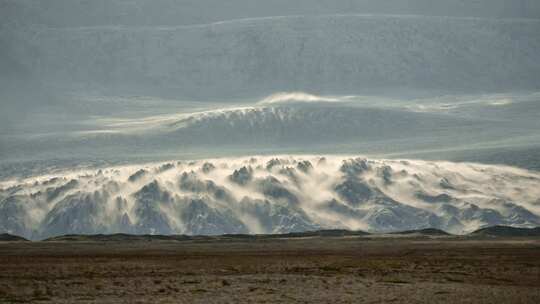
[0,236,539,303]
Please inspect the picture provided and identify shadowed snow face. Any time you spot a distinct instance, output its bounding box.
[1,155,539,240]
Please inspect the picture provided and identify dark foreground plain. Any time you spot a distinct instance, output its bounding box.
[0,234,539,303]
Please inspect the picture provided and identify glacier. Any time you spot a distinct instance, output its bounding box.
[1,156,539,240]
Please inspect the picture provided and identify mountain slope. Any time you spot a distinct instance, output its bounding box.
[161,104,486,146]
[1,156,539,240]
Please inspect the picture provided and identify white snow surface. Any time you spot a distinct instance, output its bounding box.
[1,155,539,239]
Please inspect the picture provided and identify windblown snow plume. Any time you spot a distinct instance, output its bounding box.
[259,92,341,104]
[1,156,539,240]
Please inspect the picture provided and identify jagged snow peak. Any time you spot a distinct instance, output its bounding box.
[1,156,539,240]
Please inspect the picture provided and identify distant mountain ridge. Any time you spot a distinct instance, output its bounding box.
[2,156,540,240]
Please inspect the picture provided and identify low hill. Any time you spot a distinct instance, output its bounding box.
[391,228,451,236]
[44,229,370,242]
[272,229,371,238]
[0,233,29,242]
[470,226,540,237]
[7,226,540,242]
[44,234,191,242]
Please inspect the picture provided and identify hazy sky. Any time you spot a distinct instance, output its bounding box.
[1,0,539,165]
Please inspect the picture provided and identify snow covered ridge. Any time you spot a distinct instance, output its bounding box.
[1,156,539,240]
